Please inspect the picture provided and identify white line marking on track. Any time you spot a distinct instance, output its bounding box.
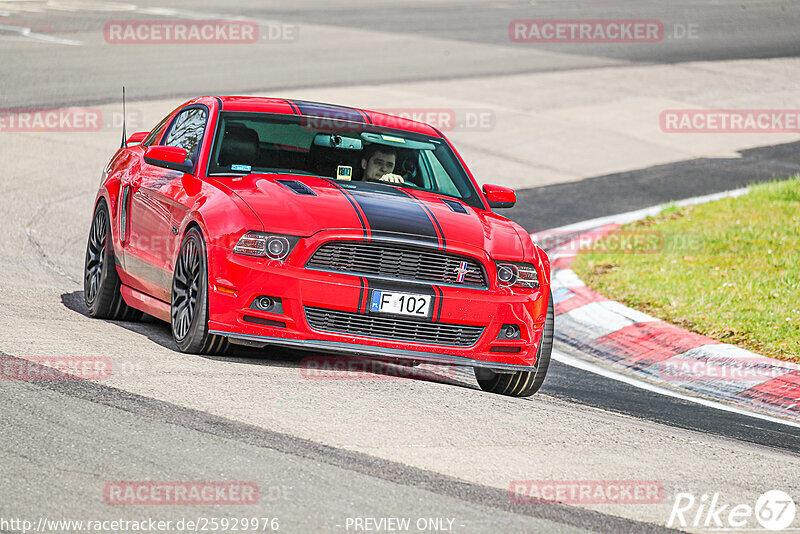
[0,23,82,45]
[552,349,800,429]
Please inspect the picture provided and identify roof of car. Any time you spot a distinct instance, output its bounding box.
[207,96,443,137]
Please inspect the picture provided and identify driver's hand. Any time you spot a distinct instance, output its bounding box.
[379,173,405,184]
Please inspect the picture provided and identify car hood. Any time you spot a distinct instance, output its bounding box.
[216,174,529,259]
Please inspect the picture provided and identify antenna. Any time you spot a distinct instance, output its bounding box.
[120,86,127,148]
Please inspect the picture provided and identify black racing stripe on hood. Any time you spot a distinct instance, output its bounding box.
[325,179,368,239]
[396,188,446,251]
[347,187,438,243]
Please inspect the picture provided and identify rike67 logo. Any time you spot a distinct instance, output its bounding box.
[668,490,797,531]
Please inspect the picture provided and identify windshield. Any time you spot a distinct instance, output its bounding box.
[207,112,482,208]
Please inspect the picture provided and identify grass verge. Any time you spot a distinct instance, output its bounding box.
[572,177,800,364]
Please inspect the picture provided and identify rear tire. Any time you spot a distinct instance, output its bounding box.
[170,227,229,355]
[83,200,143,322]
[475,291,554,397]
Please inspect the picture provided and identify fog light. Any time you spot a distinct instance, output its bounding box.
[256,296,274,310]
[497,323,521,340]
[250,295,283,314]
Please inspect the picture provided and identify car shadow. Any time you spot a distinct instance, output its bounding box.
[62,289,175,349]
[60,290,477,390]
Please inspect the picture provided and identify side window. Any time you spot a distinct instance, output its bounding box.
[163,108,208,161]
[141,116,170,147]
[422,150,460,197]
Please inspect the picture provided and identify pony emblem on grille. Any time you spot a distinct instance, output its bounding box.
[455,261,470,283]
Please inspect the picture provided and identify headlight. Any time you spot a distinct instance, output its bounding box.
[495,261,539,289]
[233,231,299,261]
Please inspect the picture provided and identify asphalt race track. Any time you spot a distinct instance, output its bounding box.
[1,2,799,533]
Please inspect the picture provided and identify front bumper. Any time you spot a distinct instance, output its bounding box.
[206,232,550,371]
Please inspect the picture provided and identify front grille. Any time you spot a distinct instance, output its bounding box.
[306,241,487,288]
[305,307,484,347]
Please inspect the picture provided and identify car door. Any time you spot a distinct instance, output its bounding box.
[125,106,209,303]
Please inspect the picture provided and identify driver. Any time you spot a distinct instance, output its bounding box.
[360,144,405,184]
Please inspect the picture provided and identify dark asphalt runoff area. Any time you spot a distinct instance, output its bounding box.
[509,140,800,231]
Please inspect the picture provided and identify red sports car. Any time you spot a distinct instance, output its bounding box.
[84,96,552,396]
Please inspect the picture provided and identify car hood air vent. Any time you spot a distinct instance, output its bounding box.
[441,198,468,214]
[277,180,316,196]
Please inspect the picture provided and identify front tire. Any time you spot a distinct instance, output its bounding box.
[475,291,554,397]
[171,227,228,355]
[83,200,142,321]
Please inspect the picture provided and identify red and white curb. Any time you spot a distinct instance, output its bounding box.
[532,189,799,423]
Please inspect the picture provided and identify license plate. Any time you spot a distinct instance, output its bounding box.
[369,290,432,318]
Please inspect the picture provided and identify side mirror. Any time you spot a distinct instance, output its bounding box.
[482,184,516,209]
[126,131,149,145]
[144,145,193,174]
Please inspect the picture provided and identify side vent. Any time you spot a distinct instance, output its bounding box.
[441,198,468,214]
[277,180,316,196]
